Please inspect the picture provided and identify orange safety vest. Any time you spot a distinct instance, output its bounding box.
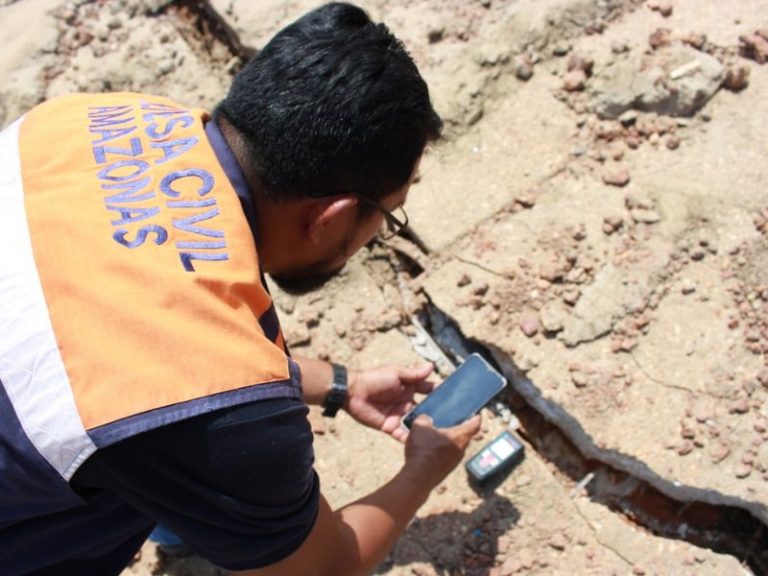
[0,93,296,491]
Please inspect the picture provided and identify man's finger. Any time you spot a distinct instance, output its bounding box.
[412,413,434,428]
[414,378,435,395]
[398,363,434,385]
[451,414,482,441]
[391,425,409,443]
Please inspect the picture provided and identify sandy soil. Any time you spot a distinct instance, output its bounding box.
[2,0,766,574]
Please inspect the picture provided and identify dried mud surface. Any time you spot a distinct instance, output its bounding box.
[2,0,766,574]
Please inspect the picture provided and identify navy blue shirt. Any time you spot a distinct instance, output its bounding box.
[69,396,319,573]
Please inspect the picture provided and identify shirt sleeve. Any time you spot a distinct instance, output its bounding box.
[71,396,320,571]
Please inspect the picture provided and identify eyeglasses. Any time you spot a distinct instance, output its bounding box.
[354,194,409,240]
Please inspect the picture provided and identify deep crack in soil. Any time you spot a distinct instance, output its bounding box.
[369,236,767,572]
[415,297,768,574]
[159,0,255,64]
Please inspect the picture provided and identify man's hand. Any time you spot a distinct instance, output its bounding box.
[404,413,482,488]
[346,363,435,442]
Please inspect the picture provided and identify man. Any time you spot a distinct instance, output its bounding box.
[0,3,481,575]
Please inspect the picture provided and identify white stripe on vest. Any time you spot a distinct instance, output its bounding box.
[0,117,97,481]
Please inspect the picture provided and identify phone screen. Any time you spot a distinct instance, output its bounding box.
[402,353,506,429]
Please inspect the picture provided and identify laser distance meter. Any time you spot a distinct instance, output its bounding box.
[466,430,525,484]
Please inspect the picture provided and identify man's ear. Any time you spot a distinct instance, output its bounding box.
[306,195,358,244]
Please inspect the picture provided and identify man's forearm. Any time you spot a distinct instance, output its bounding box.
[292,355,335,405]
[237,464,434,576]
[332,465,433,575]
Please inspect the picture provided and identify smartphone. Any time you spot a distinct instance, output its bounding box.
[402,353,507,429]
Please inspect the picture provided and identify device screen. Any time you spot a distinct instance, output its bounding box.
[402,353,506,429]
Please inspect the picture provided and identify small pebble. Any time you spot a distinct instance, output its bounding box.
[631,208,661,224]
[427,27,444,44]
[519,316,540,337]
[681,279,697,295]
[735,463,752,478]
[515,193,536,208]
[729,399,750,414]
[665,135,681,150]
[563,69,588,92]
[567,53,594,75]
[649,27,673,49]
[710,442,730,463]
[563,287,581,305]
[549,532,568,551]
[571,371,589,388]
[680,424,696,440]
[603,168,631,187]
[724,63,750,92]
[647,0,673,17]
[514,56,534,81]
[677,441,694,456]
[682,32,707,50]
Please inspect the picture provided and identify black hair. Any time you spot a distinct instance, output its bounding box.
[216,2,442,203]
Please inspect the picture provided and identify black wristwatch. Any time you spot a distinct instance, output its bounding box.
[322,363,348,417]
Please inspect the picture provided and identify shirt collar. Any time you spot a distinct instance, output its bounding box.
[204,119,258,238]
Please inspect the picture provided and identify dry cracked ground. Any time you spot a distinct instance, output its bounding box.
[2,0,767,574]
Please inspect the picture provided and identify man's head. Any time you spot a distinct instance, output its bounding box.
[216,2,442,292]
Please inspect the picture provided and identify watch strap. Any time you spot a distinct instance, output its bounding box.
[322,363,348,417]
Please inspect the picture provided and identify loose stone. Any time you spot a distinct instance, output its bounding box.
[631,208,661,224]
[514,56,534,81]
[677,441,694,456]
[540,304,566,333]
[515,193,536,208]
[724,63,750,92]
[710,442,730,463]
[603,168,631,187]
[739,31,768,64]
[734,463,752,479]
[567,53,594,75]
[571,371,589,388]
[563,287,581,305]
[647,0,673,17]
[665,135,681,150]
[549,532,568,551]
[680,424,696,440]
[681,279,697,295]
[563,69,588,92]
[519,316,540,337]
[648,27,672,49]
[682,32,707,50]
[729,399,750,414]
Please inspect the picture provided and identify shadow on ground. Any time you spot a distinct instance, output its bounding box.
[374,493,520,575]
[131,492,519,576]
[149,553,225,576]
